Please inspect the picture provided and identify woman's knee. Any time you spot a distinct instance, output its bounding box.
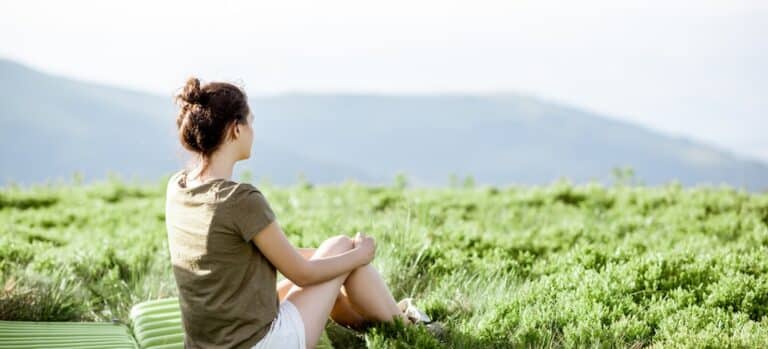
[317,235,354,255]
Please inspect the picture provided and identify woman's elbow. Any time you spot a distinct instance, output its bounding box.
[293,274,310,288]
[290,262,313,287]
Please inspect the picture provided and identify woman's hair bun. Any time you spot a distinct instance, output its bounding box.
[177,77,208,106]
[174,76,250,158]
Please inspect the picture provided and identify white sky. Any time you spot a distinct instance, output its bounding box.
[1,0,766,162]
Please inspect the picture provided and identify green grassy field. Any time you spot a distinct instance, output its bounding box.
[1,175,767,348]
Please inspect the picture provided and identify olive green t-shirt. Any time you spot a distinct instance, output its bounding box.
[164,168,279,349]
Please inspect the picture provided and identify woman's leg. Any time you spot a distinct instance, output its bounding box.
[281,244,408,328]
[284,237,411,348]
[277,278,367,329]
[342,263,406,322]
[284,236,357,349]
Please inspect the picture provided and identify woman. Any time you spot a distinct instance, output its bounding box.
[164,77,431,349]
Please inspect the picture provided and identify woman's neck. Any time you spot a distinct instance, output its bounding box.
[188,157,236,183]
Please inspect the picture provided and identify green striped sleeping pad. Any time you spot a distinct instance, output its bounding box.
[0,321,138,349]
[129,297,185,349]
[0,297,184,349]
[0,297,335,348]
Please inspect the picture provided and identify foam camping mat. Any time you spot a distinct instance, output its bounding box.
[128,297,184,349]
[0,320,138,348]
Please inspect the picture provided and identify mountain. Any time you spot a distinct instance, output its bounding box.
[0,59,374,187]
[1,58,766,190]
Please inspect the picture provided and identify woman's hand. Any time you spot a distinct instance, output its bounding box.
[352,231,376,265]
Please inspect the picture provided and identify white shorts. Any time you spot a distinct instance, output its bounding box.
[251,300,306,349]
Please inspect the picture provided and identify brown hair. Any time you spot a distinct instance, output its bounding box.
[174,77,250,175]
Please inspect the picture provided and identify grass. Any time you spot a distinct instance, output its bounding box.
[1,175,767,348]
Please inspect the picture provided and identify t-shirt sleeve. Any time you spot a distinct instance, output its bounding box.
[233,186,276,242]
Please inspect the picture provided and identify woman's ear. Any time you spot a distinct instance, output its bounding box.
[228,123,239,142]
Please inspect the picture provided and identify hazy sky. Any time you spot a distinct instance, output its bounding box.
[1,0,766,162]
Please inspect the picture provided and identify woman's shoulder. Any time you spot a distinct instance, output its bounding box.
[216,180,268,205]
[219,180,263,193]
[216,182,275,226]
[167,169,184,184]
[165,169,186,195]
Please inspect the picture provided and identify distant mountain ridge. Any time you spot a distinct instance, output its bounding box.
[1,58,766,190]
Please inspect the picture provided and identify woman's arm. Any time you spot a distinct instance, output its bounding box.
[297,248,317,260]
[251,220,373,287]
